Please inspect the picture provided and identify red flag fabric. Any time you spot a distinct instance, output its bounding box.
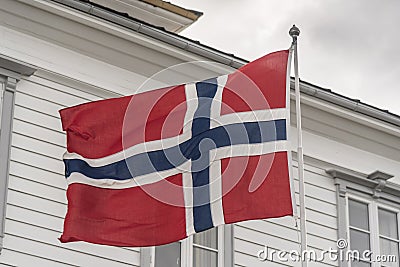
[59,50,293,247]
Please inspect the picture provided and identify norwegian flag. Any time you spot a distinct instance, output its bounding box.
[59,50,294,247]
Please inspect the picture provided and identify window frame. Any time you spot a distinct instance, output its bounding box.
[184,225,225,267]
[346,194,400,267]
[328,169,399,267]
[346,196,373,264]
[141,224,233,267]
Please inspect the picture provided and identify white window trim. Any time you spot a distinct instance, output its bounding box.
[184,225,225,267]
[141,224,233,267]
[327,169,399,267]
[0,57,35,254]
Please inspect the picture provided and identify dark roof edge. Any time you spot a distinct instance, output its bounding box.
[51,0,248,68]
[52,0,400,128]
[297,79,400,127]
[139,0,203,20]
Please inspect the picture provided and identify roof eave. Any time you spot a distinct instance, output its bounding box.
[139,0,203,21]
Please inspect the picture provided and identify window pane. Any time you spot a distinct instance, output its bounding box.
[155,242,181,267]
[379,209,398,239]
[193,247,217,267]
[349,200,369,230]
[350,229,370,252]
[380,238,399,261]
[193,228,217,249]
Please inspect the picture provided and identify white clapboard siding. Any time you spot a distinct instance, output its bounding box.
[13,105,62,133]
[9,160,66,190]
[3,74,141,266]
[0,261,16,267]
[306,209,337,230]
[13,119,66,147]
[1,247,78,267]
[12,132,65,159]
[4,219,139,265]
[8,175,65,205]
[7,189,66,219]
[234,228,337,267]
[294,179,336,204]
[235,246,300,267]
[10,146,64,175]
[15,91,63,119]
[3,233,137,267]
[18,77,102,105]
[307,221,337,242]
[292,192,336,219]
[304,196,337,217]
[235,235,336,267]
[7,204,63,232]
[233,163,339,266]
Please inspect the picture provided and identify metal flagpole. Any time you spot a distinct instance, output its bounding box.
[289,25,308,267]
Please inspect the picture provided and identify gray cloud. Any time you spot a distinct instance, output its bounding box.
[172,0,400,114]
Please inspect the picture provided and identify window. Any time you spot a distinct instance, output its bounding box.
[143,225,232,267]
[155,241,181,266]
[348,199,371,265]
[328,169,399,267]
[347,197,400,267]
[155,227,224,267]
[192,227,219,267]
[378,208,399,267]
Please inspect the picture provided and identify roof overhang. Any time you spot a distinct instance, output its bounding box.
[88,0,202,33]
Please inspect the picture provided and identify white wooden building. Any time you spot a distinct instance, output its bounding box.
[0,0,399,266]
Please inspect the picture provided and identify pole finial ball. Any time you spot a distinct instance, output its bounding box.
[289,24,300,37]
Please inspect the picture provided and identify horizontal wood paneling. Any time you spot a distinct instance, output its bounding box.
[235,251,297,267]
[25,75,105,101]
[3,232,138,267]
[15,90,62,119]
[4,219,139,265]
[1,248,77,267]
[6,204,63,232]
[234,168,339,266]
[234,228,337,267]
[306,209,337,230]
[12,132,65,159]
[19,77,101,106]
[7,189,66,219]
[3,73,141,266]
[8,175,65,204]
[13,119,65,147]
[9,160,66,190]
[13,105,62,132]
[10,146,64,175]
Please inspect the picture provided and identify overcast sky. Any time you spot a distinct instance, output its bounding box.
[171,0,400,115]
